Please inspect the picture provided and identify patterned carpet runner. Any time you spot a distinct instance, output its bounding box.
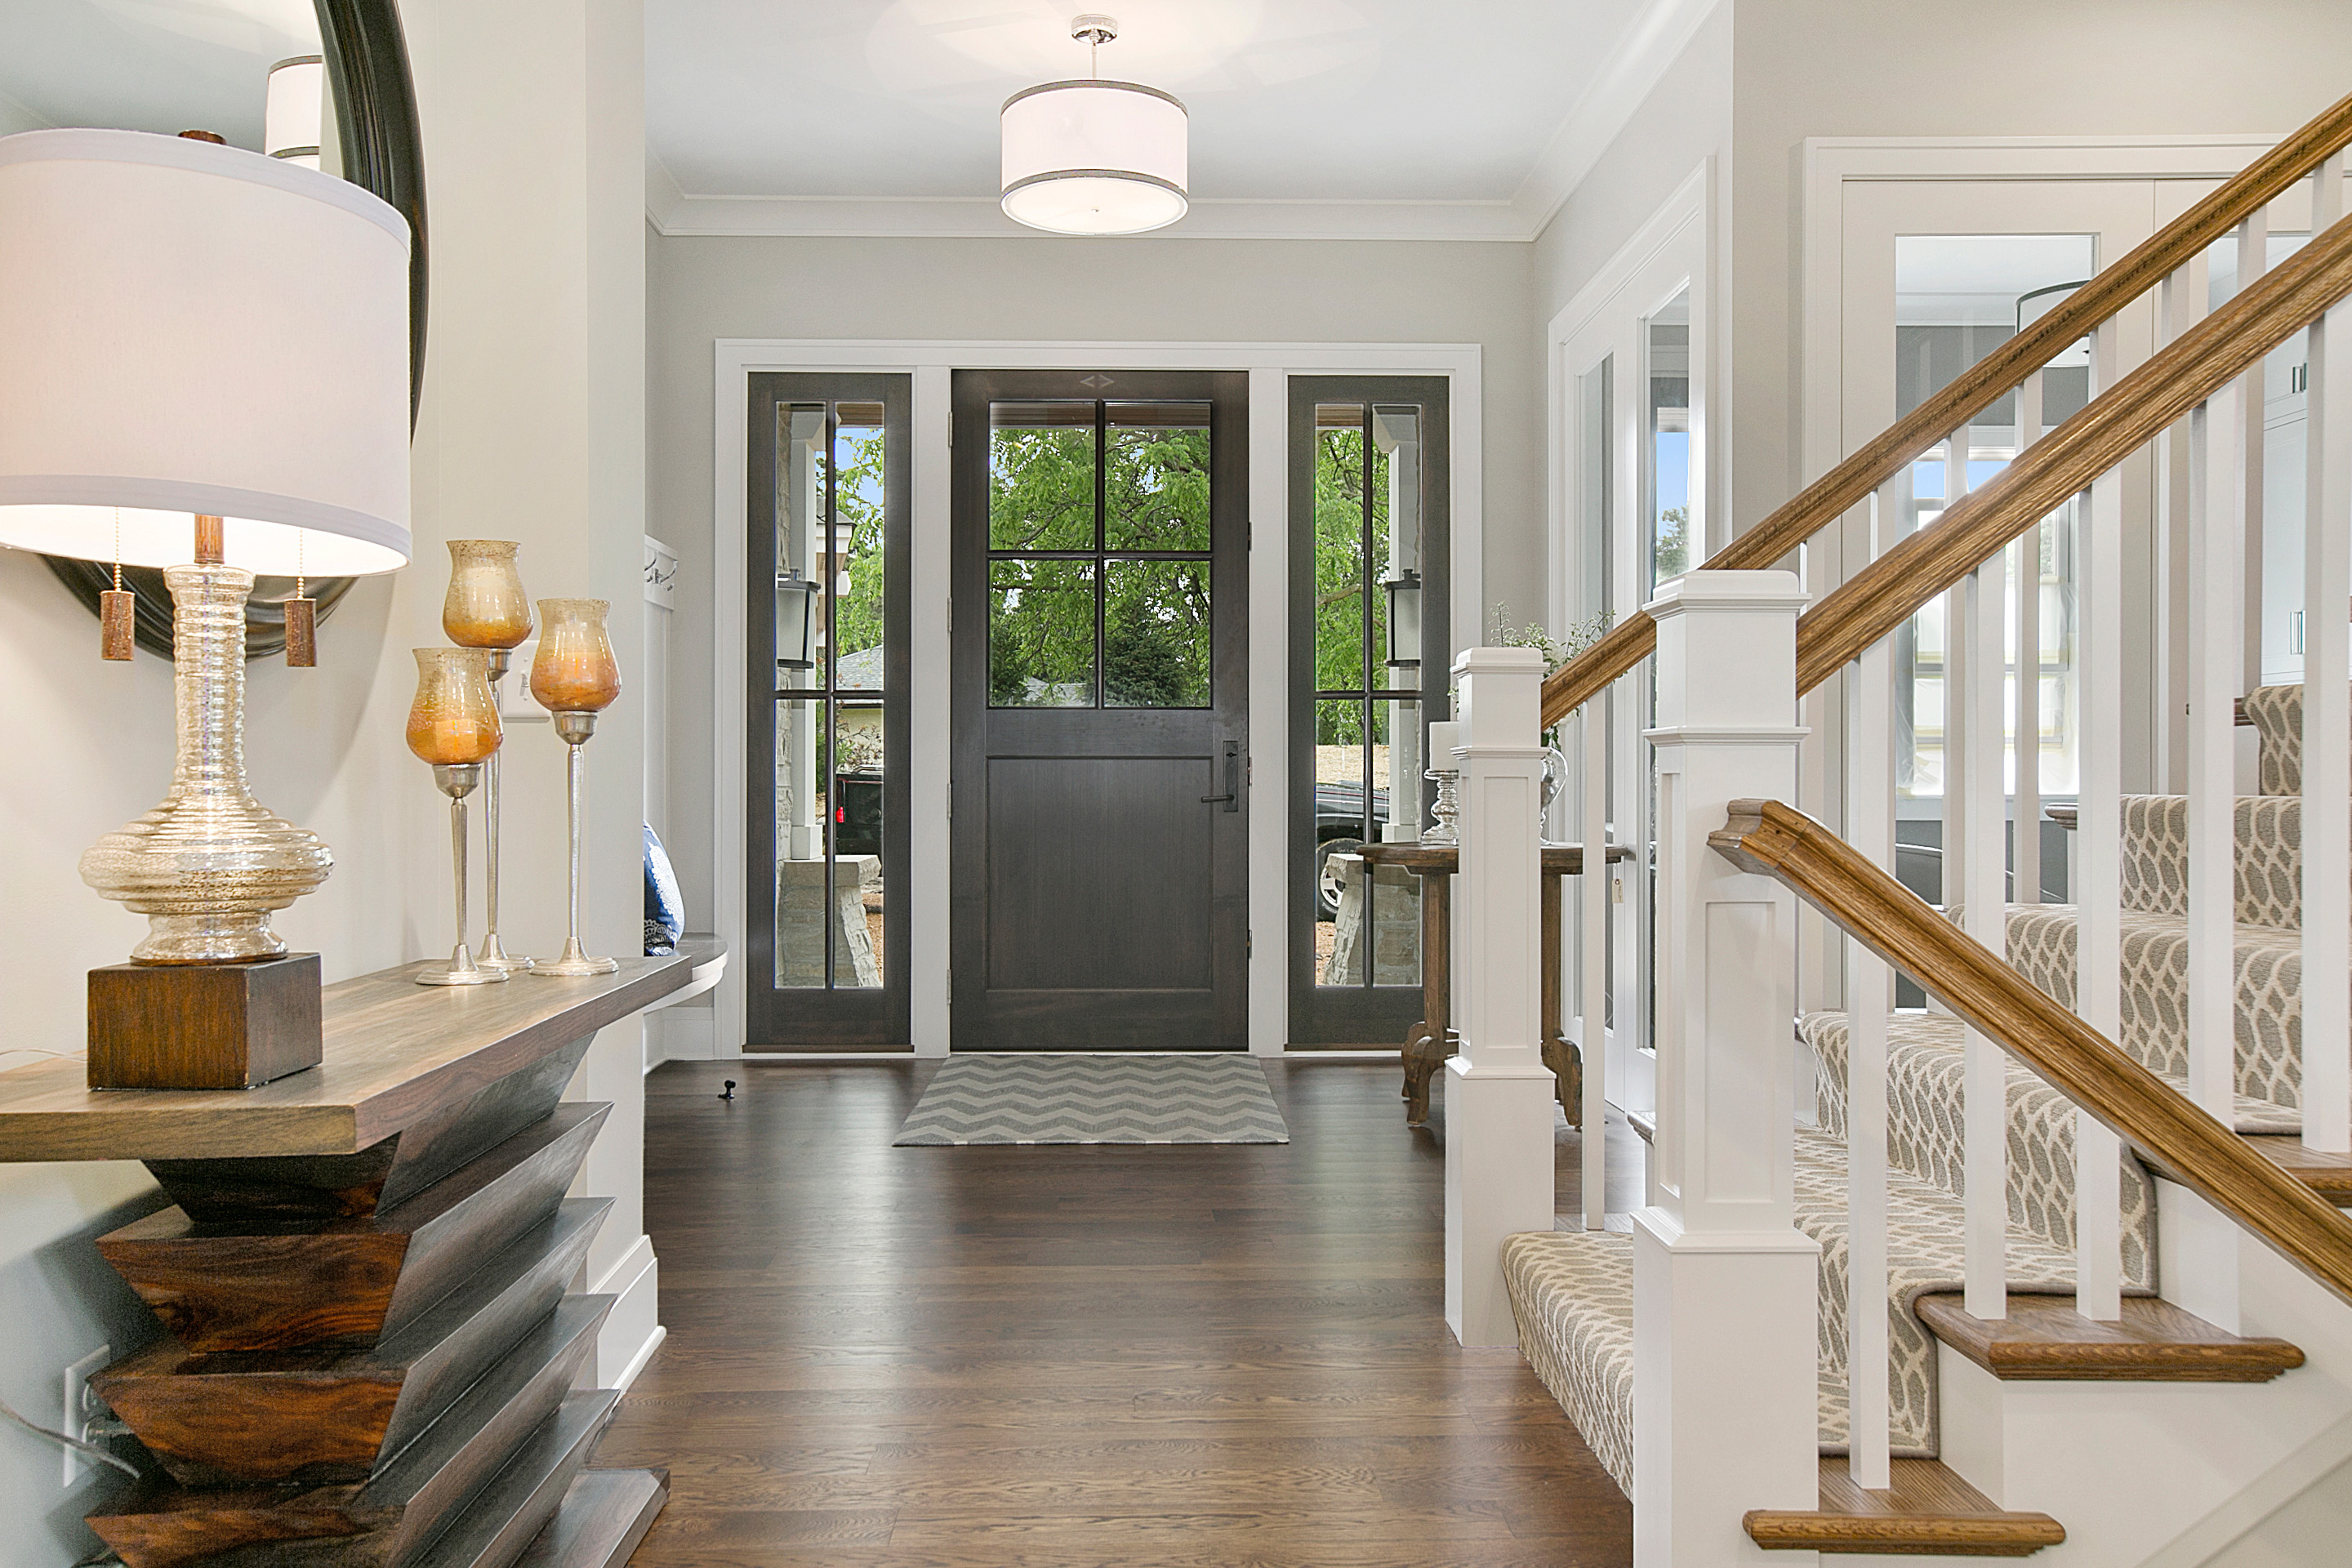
[893,1054,1291,1146]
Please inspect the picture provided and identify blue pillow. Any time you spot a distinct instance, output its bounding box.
[644,823,684,956]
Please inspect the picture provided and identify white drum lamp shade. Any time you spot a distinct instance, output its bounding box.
[1000,80,1187,236]
[0,128,412,577]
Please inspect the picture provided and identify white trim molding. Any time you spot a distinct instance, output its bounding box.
[711,340,1485,1059]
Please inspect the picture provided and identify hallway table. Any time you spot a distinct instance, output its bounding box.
[1359,840,1633,1127]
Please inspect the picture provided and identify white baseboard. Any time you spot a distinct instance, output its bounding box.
[645,1009,717,1071]
[590,1233,663,1390]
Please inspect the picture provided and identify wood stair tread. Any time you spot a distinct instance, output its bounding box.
[1745,1457,2065,1555]
[2242,1134,2352,1202]
[1916,1292,2304,1382]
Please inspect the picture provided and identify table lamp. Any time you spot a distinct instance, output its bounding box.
[0,128,411,1089]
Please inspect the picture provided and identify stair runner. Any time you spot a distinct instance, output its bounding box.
[1503,683,2336,1499]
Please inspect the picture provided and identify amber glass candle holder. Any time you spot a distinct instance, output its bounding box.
[529,599,622,978]
[443,541,534,973]
[407,647,506,987]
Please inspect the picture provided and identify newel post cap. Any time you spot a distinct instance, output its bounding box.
[1643,568,1809,620]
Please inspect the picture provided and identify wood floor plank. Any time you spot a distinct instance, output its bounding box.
[595,1060,1634,1566]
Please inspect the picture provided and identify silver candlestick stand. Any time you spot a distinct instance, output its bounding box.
[474,648,531,971]
[417,764,505,986]
[534,710,620,977]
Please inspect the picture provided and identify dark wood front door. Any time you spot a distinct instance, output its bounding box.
[950,369,1248,1051]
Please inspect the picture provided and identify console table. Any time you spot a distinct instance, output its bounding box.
[1358,842,1633,1127]
[0,956,692,1568]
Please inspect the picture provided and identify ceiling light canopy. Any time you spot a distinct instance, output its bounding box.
[1000,15,1187,237]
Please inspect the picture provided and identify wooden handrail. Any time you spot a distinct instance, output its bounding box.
[1711,798,2352,1310]
[1538,88,2352,729]
[1794,208,2352,693]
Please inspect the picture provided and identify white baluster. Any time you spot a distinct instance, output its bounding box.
[2181,376,2248,1332]
[1846,486,1900,1491]
[2241,209,2271,697]
[2077,321,2126,1322]
[2015,376,2043,908]
[1582,700,1610,1227]
[1956,427,2011,1321]
[2306,149,2352,1155]
[1445,647,1557,1348]
[1633,571,1815,1566]
[2189,389,2247,1123]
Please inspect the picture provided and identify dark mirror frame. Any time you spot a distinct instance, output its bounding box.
[42,0,428,661]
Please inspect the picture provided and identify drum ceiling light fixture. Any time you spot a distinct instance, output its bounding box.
[1000,14,1187,236]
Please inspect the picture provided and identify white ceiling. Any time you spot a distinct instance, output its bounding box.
[0,0,318,148]
[647,0,1717,241]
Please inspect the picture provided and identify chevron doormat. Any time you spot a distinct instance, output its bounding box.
[893,1054,1290,1146]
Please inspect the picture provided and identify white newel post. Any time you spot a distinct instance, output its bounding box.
[1446,646,1558,1348]
[1633,572,1819,1566]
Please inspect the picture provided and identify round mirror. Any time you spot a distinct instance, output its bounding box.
[2,0,426,659]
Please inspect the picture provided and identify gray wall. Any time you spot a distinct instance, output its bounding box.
[647,230,1538,930]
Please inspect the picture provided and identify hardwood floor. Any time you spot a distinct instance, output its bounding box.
[593,1058,1638,1566]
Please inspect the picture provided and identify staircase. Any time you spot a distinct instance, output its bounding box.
[1431,85,2352,1568]
[1504,686,2341,1552]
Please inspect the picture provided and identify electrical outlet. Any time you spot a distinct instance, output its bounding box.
[61,1344,109,1488]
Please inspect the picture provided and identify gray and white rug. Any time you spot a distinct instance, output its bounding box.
[893,1054,1290,1146]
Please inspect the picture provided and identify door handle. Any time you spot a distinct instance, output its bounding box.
[1205,741,1241,811]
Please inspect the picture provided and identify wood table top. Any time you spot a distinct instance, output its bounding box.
[1356,841,1636,875]
[0,956,690,1164]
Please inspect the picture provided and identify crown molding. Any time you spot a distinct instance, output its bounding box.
[647,188,1530,242]
[1509,0,1722,242]
[644,0,1716,246]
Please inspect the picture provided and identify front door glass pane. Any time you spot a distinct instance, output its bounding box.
[986,398,1214,710]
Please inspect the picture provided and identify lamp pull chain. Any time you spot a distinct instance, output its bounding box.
[286,528,317,667]
[100,506,134,661]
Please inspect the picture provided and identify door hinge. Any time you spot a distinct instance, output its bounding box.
[947,595,952,633]
[947,973,952,1004]
[1246,930,1254,961]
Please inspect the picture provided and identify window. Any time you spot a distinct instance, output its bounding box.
[746,375,910,1047]
[986,400,1213,710]
[1290,378,1449,1046]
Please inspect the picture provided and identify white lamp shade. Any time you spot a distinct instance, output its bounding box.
[0,128,412,576]
[265,56,326,169]
[1000,80,1187,236]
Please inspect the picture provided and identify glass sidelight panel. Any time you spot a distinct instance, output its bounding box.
[987,397,1215,710]
[748,375,908,1045]
[1298,388,1438,1024]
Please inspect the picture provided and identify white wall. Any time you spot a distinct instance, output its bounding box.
[0,0,652,1553]
[647,231,1539,935]
[1726,0,2352,539]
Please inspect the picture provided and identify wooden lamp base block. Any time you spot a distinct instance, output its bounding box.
[89,954,323,1090]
